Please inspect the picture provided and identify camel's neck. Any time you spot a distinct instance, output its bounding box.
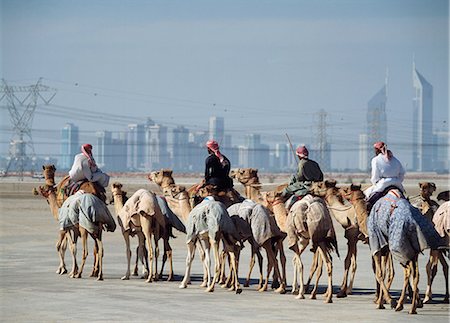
[112,193,125,215]
[160,177,175,189]
[324,193,356,227]
[272,203,287,233]
[244,185,262,202]
[164,193,191,222]
[47,191,60,221]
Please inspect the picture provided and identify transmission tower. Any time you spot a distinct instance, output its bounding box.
[0,78,56,180]
[315,109,330,171]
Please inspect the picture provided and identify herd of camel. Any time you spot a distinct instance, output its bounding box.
[34,165,449,315]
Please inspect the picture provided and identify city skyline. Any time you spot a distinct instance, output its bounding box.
[1,0,448,172]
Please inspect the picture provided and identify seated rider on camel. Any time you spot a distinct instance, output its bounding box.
[195,140,235,200]
[66,144,110,198]
[281,145,324,209]
[364,141,405,213]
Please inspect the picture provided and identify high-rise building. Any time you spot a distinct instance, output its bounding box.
[358,133,369,171]
[145,123,169,170]
[60,123,79,170]
[110,132,127,171]
[126,123,145,170]
[95,131,112,169]
[209,116,224,142]
[412,63,433,171]
[433,130,449,172]
[366,79,387,170]
[170,125,189,171]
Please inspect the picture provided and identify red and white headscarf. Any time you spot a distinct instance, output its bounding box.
[373,141,393,161]
[206,140,224,163]
[81,144,97,168]
[296,145,309,159]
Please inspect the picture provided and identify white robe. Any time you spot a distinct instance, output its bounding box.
[364,153,405,198]
[68,153,110,187]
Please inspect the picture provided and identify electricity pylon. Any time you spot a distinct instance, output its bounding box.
[0,78,56,180]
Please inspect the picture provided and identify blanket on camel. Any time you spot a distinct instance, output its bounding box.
[186,198,239,244]
[368,191,445,266]
[286,195,337,251]
[59,191,116,233]
[227,199,284,246]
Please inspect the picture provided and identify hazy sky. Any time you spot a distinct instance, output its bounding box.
[1,0,448,170]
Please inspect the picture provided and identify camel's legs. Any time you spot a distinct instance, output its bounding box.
[258,241,275,292]
[179,242,196,288]
[206,239,219,293]
[56,230,68,275]
[228,249,242,294]
[293,238,309,300]
[196,241,208,287]
[218,250,228,285]
[439,252,449,303]
[90,239,99,277]
[267,240,285,293]
[409,259,420,314]
[121,231,132,280]
[317,244,333,303]
[245,245,256,288]
[305,249,320,294]
[94,230,104,281]
[75,228,89,279]
[67,229,79,278]
[141,218,154,283]
[158,229,173,281]
[395,263,411,312]
[386,253,395,290]
[373,253,396,309]
[275,240,287,294]
[424,250,448,303]
[337,238,357,298]
[347,243,358,295]
[310,251,324,300]
[138,232,149,278]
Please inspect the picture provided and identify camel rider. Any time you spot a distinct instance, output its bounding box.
[364,141,405,212]
[201,139,233,191]
[281,145,323,207]
[69,144,110,188]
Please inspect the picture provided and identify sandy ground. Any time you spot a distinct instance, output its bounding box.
[0,177,449,322]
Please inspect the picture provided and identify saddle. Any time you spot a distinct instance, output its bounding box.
[57,175,107,207]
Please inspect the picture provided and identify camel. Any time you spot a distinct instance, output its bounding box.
[410,183,449,304]
[148,170,209,286]
[310,180,368,298]
[227,200,287,293]
[230,168,288,290]
[339,183,394,303]
[111,183,149,280]
[263,191,338,303]
[409,182,440,222]
[230,168,263,202]
[179,198,242,293]
[33,164,108,276]
[59,191,116,280]
[114,185,180,283]
[367,188,445,314]
[424,201,449,303]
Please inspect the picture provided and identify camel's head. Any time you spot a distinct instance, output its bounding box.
[437,190,450,202]
[260,190,284,212]
[164,184,187,199]
[42,164,56,186]
[110,182,127,204]
[230,168,259,184]
[339,183,365,203]
[148,169,175,187]
[419,182,436,199]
